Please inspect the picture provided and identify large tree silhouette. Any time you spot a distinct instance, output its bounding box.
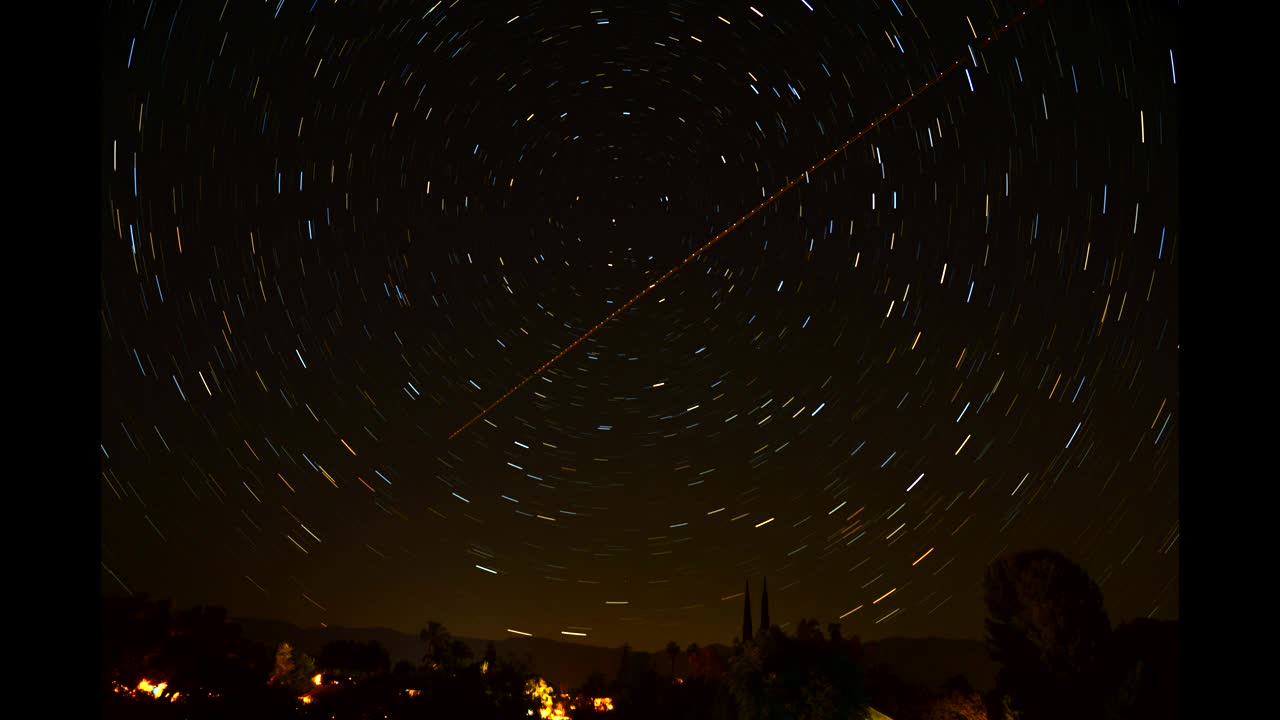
[163,605,273,699]
[685,642,701,676]
[101,594,172,692]
[418,620,472,672]
[1105,618,1179,719]
[725,620,868,720]
[269,641,318,693]
[983,550,1111,720]
[419,620,450,667]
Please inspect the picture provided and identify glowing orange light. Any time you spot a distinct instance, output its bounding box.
[131,679,170,699]
[527,678,570,719]
[144,679,167,696]
[312,673,323,686]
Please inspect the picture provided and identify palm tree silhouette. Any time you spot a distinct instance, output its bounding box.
[419,620,449,668]
[665,641,680,678]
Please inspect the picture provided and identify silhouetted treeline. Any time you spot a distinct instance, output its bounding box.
[566,620,867,720]
[585,550,1177,720]
[101,595,536,720]
[101,551,1177,720]
[101,594,299,719]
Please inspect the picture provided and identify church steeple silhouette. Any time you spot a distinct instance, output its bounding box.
[759,576,770,634]
[741,579,753,644]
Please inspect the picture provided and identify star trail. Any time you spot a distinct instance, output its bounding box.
[101,0,1179,649]
[449,0,1045,440]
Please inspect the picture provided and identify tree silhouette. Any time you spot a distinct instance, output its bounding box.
[164,605,272,699]
[616,640,632,681]
[270,641,296,685]
[415,620,471,673]
[685,642,701,676]
[443,637,474,671]
[983,549,1111,720]
[268,641,315,693]
[101,597,304,718]
[1105,618,1179,719]
[795,617,823,644]
[611,643,661,717]
[666,641,681,678]
[741,580,753,645]
[724,621,868,720]
[419,620,450,668]
[101,594,172,692]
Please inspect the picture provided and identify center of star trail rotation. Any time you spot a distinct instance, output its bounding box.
[449,0,1047,441]
[101,0,1178,651]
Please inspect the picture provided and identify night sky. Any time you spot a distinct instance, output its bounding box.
[100,0,1179,651]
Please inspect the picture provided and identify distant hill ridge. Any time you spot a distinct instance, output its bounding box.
[860,636,997,691]
[233,618,996,691]
[233,617,644,688]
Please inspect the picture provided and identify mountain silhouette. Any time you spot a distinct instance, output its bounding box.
[234,618,663,688]
[863,636,997,691]
[234,618,996,691]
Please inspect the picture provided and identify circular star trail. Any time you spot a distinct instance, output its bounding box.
[101,0,1179,649]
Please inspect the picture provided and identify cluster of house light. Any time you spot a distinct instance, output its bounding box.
[111,679,182,703]
[117,670,615,717]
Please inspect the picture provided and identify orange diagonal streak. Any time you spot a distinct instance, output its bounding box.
[449,1,1046,440]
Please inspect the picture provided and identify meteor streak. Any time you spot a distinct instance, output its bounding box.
[449,1,1046,440]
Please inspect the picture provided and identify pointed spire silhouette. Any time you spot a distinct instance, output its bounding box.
[741,579,753,644]
[759,576,770,634]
